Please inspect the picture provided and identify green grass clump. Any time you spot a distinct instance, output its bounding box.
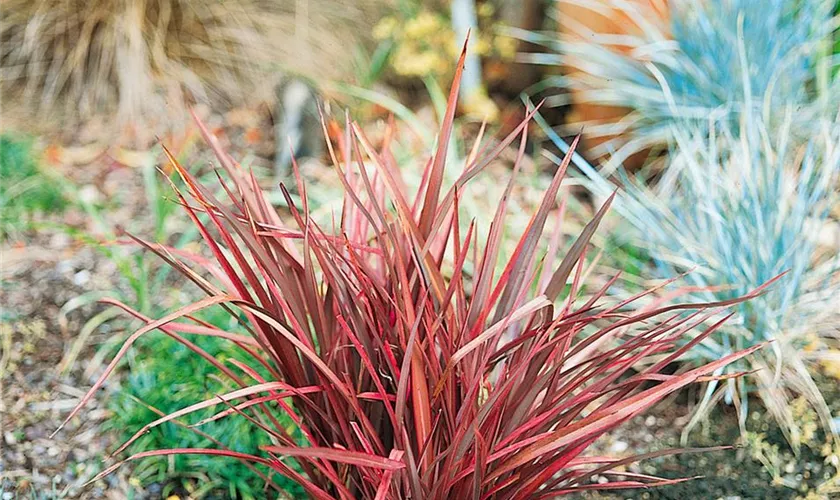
[106,331,306,499]
[47,147,303,497]
[0,134,66,238]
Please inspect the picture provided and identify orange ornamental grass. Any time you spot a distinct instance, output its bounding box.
[57,45,773,498]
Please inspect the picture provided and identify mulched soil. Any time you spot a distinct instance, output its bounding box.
[2,189,143,497]
[577,378,840,500]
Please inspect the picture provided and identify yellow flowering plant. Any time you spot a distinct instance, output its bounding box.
[371,2,516,84]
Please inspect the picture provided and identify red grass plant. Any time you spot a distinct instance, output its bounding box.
[57,45,774,498]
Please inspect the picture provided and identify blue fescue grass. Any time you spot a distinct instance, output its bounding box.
[540,106,840,448]
[524,0,840,448]
[520,0,839,167]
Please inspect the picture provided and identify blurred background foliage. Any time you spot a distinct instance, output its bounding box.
[2,0,840,498]
[0,135,67,239]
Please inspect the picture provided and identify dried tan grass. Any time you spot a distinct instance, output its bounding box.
[0,0,383,142]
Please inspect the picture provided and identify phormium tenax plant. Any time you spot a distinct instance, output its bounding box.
[56,44,775,498]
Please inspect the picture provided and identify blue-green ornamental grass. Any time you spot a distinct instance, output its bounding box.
[528,0,840,448]
[522,0,838,168]
[542,108,840,449]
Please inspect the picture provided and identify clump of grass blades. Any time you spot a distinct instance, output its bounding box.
[543,107,840,449]
[0,0,380,138]
[522,0,838,168]
[59,47,773,497]
[106,332,306,498]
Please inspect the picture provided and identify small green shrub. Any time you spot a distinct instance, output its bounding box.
[106,330,306,499]
[58,147,297,497]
